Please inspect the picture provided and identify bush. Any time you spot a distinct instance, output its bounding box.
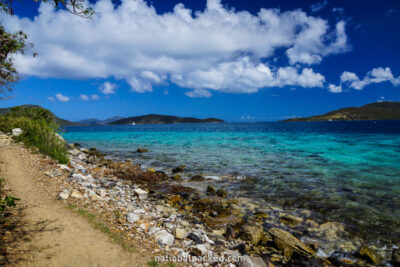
[0,107,69,163]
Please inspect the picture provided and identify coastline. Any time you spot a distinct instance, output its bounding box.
[2,133,399,266]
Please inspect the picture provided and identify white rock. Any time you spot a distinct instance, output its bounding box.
[154,230,174,246]
[55,133,65,142]
[190,229,215,244]
[59,164,71,171]
[192,244,208,256]
[71,190,83,199]
[134,188,148,200]
[134,208,146,214]
[12,128,23,136]
[126,213,140,223]
[68,148,81,156]
[58,189,70,200]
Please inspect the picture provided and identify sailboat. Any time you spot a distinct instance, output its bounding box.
[132,122,136,125]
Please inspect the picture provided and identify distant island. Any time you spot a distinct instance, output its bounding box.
[76,116,124,125]
[108,114,224,125]
[285,101,400,122]
[0,105,224,126]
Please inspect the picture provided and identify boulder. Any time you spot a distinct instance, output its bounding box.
[280,214,303,227]
[137,148,149,153]
[126,213,140,223]
[12,128,23,136]
[68,148,81,156]
[134,188,148,200]
[154,230,174,246]
[240,223,264,245]
[268,228,315,259]
[205,214,243,228]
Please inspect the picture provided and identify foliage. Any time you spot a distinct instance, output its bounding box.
[0,0,94,98]
[0,106,69,163]
[0,26,29,99]
[0,195,18,212]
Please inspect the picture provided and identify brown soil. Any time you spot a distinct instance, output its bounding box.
[0,136,150,267]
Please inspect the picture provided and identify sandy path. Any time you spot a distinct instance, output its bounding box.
[0,136,149,267]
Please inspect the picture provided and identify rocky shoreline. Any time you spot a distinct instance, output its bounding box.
[5,133,400,266]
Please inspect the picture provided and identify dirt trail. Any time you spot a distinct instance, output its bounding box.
[0,135,149,267]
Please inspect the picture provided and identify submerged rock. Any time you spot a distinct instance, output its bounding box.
[268,228,315,259]
[279,214,303,227]
[189,175,205,182]
[172,166,185,173]
[137,148,149,153]
[206,185,216,195]
[216,189,228,198]
[205,214,243,228]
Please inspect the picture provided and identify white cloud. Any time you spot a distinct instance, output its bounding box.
[80,94,89,100]
[55,93,70,102]
[91,94,100,100]
[340,67,400,90]
[310,0,328,13]
[99,81,117,94]
[173,57,325,93]
[1,0,348,95]
[47,96,55,101]
[185,89,212,98]
[328,83,342,93]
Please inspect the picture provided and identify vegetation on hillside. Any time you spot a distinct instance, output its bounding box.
[285,101,400,122]
[109,114,224,125]
[0,106,68,163]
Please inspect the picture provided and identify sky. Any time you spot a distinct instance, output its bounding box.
[0,0,400,122]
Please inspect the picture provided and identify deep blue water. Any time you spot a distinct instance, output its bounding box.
[63,121,400,242]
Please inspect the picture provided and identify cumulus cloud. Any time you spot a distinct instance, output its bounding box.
[55,93,70,102]
[310,0,328,13]
[99,82,117,94]
[328,83,342,93]
[1,0,349,95]
[80,94,89,100]
[340,67,400,90]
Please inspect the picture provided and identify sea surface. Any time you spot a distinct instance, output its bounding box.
[63,121,400,244]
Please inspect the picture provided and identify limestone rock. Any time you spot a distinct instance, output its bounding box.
[154,230,174,246]
[58,189,70,200]
[191,244,208,256]
[175,228,187,239]
[126,213,140,223]
[12,128,23,136]
[268,228,315,259]
[134,188,148,200]
[70,190,84,199]
[240,223,264,245]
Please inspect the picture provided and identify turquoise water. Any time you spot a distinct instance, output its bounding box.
[64,121,400,243]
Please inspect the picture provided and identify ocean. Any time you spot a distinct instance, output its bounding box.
[63,120,400,244]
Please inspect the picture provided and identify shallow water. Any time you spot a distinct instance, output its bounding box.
[63,121,400,244]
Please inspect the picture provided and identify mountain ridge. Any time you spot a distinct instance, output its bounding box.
[284,101,400,122]
[109,114,224,125]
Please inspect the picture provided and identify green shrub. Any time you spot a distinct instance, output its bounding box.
[0,107,69,163]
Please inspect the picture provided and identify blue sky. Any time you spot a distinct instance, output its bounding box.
[1,0,400,121]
